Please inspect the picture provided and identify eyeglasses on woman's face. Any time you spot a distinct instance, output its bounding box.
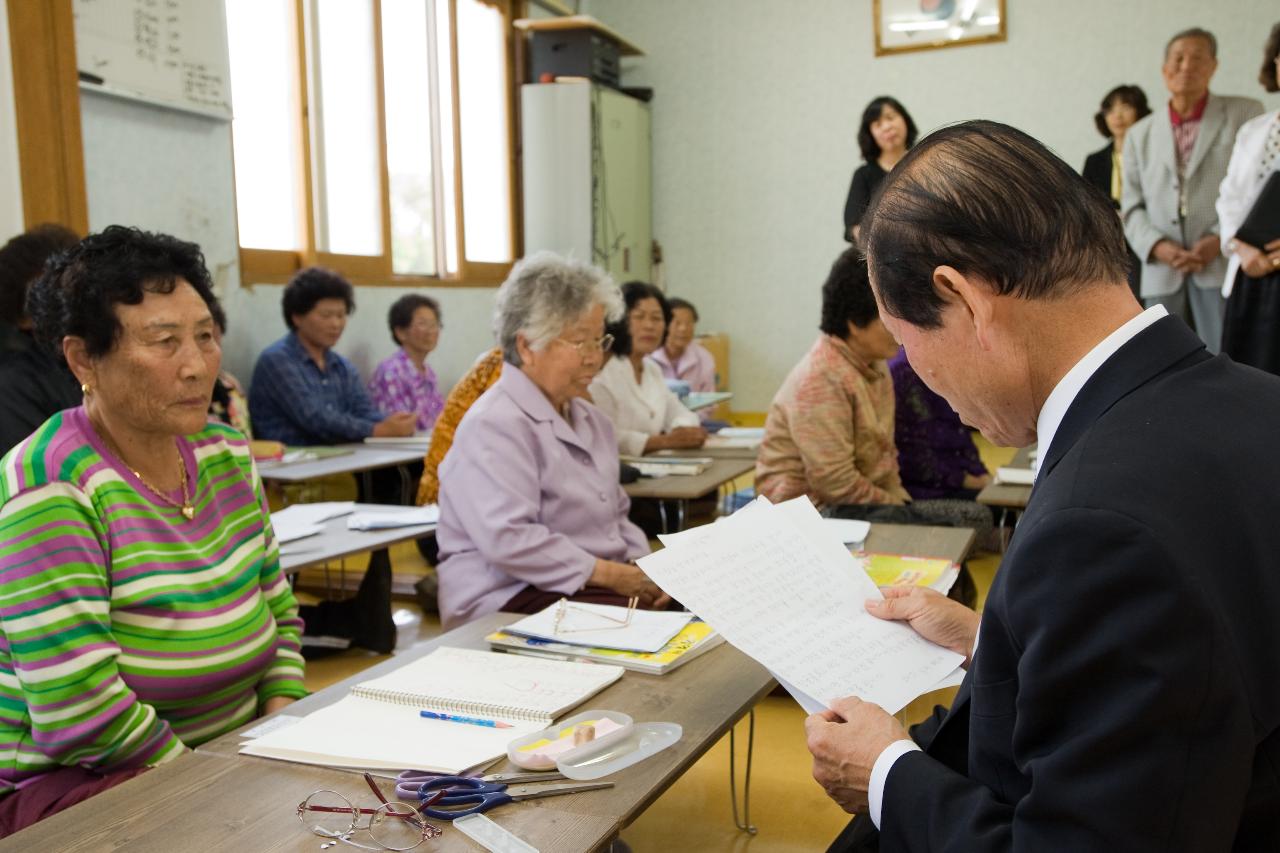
[554,333,615,361]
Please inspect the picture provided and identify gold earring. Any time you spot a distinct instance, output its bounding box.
[81,383,92,396]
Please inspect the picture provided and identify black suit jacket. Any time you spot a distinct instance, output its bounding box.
[852,317,1280,852]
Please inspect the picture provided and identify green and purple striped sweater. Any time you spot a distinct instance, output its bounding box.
[0,406,306,795]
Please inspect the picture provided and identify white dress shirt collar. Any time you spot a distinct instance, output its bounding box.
[1033,305,1168,477]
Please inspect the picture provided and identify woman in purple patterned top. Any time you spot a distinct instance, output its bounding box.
[888,347,991,500]
[368,294,445,431]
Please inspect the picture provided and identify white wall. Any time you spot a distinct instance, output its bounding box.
[0,2,26,239]
[585,0,1280,411]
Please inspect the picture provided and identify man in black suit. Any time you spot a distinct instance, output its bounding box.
[807,120,1280,851]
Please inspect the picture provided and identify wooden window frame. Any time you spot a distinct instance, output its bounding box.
[6,0,88,234]
[236,0,521,287]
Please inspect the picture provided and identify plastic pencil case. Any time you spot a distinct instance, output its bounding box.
[506,710,682,779]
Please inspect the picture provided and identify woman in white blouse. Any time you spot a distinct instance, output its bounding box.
[589,282,707,456]
[1217,22,1280,374]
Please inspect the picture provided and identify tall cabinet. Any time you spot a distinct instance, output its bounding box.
[521,81,652,282]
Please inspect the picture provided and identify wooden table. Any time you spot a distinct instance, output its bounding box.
[623,457,756,531]
[258,445,426,483]
[651,441,758,460]
[977,446,1034,548]
[277,503,437,576]
[0,522,973,852]
[7,615,775,852]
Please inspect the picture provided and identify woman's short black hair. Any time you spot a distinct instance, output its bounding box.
[607,281,671,358]
[820,248,880,336]
[387,293,441,345]
[857,96,919,163]
[1094,85,1152,137]
[667,297,699,323]
[27,225,220,362]
[0,223,80,326]
[282,266,355,330]
[1261,22,1280,93]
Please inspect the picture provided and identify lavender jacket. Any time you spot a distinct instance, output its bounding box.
[436,365,650,628]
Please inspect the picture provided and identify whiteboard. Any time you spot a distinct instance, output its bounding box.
[73,0,232,120]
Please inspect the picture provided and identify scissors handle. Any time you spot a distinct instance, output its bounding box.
[420,789,513,820]
[417,775,505,804]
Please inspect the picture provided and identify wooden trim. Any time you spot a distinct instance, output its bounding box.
[503,0,521,260]
[7,0,87,233]
[447,0,466,272]
[240,248,303,282]
[370,0,394,279]
[457,259,510,284]
[292,0,316,258]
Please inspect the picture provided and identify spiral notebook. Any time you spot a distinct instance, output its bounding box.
[239,647,623,772]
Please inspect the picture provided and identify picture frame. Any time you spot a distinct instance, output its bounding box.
[873,0,1007,57]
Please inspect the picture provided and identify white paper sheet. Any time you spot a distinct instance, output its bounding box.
[822,518,871,546]
[638,497,963,714]
[995,466,1035,485]
[346,505,440,530]
[503,603,693,654]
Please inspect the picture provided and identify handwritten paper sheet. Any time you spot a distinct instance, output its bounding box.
[640,497,963,714]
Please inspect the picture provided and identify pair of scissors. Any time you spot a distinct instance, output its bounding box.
[412,775,613,820]
[394,769,566,801]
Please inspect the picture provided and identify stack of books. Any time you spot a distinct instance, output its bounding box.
[488,602,723,675]
[620,455,713,477]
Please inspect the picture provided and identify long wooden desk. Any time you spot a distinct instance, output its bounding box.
[258,445,425,484]
[0,522,971,852]
[623,457,755,531]
[976,446,1033,510]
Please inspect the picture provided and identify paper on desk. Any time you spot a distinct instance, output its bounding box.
[240,714,303,739]
[823,518,871,546]
[638,497,963,714]
[271,502,356,543]
[995,466,1035,486]
[347,505,440,530]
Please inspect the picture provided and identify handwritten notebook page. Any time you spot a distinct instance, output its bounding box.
[639,497,962,714]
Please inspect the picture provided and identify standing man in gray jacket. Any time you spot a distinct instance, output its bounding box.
[1122,27,1262,352]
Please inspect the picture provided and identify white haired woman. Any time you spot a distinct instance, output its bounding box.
[436,253,670,629]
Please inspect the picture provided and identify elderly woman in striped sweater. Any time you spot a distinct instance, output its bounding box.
[0,226,306,834]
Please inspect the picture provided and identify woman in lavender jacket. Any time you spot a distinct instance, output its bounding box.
[436,253,670,629]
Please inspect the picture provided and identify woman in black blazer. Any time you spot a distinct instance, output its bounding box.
[1083,85,1151,297]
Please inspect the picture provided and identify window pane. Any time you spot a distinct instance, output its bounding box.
[436,0,458,274]
[313,0,382,256]
[382,0,436,276]
[227,0,303,251]
[457,0,512,263]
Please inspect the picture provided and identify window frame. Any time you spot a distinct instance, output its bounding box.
[234,0,521,287]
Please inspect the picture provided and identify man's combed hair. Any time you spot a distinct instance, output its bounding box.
[863,120,1132,328]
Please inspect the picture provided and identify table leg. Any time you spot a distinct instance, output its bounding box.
[657,500,670,535]
[675,499,687,532]
[728,708,758,835]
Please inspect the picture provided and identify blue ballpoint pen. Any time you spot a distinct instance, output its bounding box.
[419,710,513,729]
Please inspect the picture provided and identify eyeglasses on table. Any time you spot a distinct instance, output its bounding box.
[297,771,444,850]
[552,596,638,635]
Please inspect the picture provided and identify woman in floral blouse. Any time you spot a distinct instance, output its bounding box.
[368,294,445,431]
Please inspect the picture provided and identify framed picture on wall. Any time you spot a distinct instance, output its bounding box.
[873,0,1007,57]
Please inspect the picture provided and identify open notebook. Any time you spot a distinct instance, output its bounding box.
[240,647,623,772]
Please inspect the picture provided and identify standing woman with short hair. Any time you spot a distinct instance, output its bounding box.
[842,96,919,245]
[1218,22,1280,375]
[1083,85,1151,298]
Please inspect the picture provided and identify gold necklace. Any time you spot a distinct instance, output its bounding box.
[95,424,195,520]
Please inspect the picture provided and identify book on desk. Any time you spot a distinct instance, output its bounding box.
[621,455,713,477]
